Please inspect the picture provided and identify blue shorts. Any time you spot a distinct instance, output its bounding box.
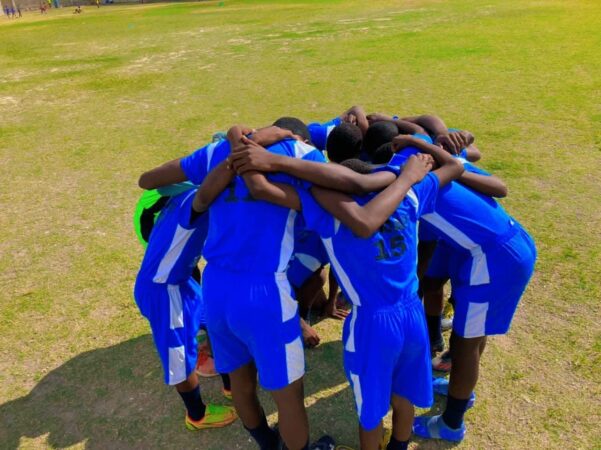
[450,226,537,338]
[133,277,205,385]
[343,298,433,430]
[203,264,305,391]
[425,240,452,280]
[287,232,328,288]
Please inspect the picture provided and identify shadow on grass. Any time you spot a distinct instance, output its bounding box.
[0,335,353,449]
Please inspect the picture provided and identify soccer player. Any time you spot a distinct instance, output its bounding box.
[133,159,237,431]
[228,133,464,450]
[381,138,536,442]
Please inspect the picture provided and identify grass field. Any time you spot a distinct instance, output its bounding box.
[1,0,600,448]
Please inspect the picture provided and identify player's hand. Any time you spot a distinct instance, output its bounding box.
[401,153,434,184]
[300,318,320,348]
[366,112,393,124]
[249,126,293,147]
[391,134,417,152]
[458,130,475,148]
[228,136,278,173]
[325,300,349,320]
[435,132,463,154]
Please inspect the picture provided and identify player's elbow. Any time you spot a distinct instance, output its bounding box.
[448,158,465,179]
[138,172,155,190]
[351,215,379,238]
[493,179,508,198]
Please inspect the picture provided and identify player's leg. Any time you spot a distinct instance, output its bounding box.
[358,422,383,450]
[270,377,310,449]
[422,276,447,354]
[230,362,280,449]
[180,280,236,429]
[414,228,537,441]
[388,396,413,450]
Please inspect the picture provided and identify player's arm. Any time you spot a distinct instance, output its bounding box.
[341,105,369,135]
[310,155,432,238]
[229,136,396,194]
[391,135,464,187]
[367,112,426,135]
[138,158,187,189]
[402,115,465,155]
[465,143,482,162]
[458,170,508,198]
[192,160,235,213]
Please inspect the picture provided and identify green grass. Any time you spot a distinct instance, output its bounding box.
[1,0,600,448]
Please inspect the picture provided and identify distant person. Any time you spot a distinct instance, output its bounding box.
[4,6,10,17]
[17,5,22,17]
[73,5,82,13]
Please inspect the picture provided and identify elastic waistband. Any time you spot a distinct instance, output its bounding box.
[481,220,522,251]
[355,294,422,313]
[205,263,288,279]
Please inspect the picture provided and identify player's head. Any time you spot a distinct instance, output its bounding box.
[273,117,311,143]
[340,158,374,175]
[372,142,393,165]
[363,122,398,159]
[326,123,363,163]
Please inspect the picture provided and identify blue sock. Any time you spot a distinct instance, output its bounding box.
[387,436,408,450]
[178,385,206,421]
[443,394,469,429]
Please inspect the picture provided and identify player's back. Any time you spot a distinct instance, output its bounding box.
[301,173,439,309]
[137,189,209,284]
[203,139,325,274]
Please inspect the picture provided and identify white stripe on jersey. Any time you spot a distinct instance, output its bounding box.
[277,210,297,272]
[152,194,197,283]
[294,141,319,158]
[406,188,419,213]
[322,237,361,306]
[420,212,490,285]
[205,141,219,172]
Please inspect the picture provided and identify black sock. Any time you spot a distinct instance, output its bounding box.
[426,314,443,347]
[387,436,409,450]
[442,394,469,429]
[244,414,279,449]
[178,385,206,421]
[220,373,231,391]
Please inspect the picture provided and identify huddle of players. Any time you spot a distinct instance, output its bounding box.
[133,106,537,450]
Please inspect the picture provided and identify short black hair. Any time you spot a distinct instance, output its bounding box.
[363,122,398,158]
[372,142,393,165]
[272,117,311,143]
[326,123,363,163]
[339,158,374,175]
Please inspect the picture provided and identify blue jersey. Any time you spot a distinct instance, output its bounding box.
[307,117,341,151]
[298,173,439,309]
[386,152,517,285]
[180,139,326,273]
[137,189,209,284]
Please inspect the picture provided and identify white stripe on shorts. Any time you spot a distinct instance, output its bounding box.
[167,284,184,330]
[350,372,363,417]
[285,335,305,384]
[464,302,489,338]
[344,305,358,353]
[275,273,298,322]
[168,345,186,385]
